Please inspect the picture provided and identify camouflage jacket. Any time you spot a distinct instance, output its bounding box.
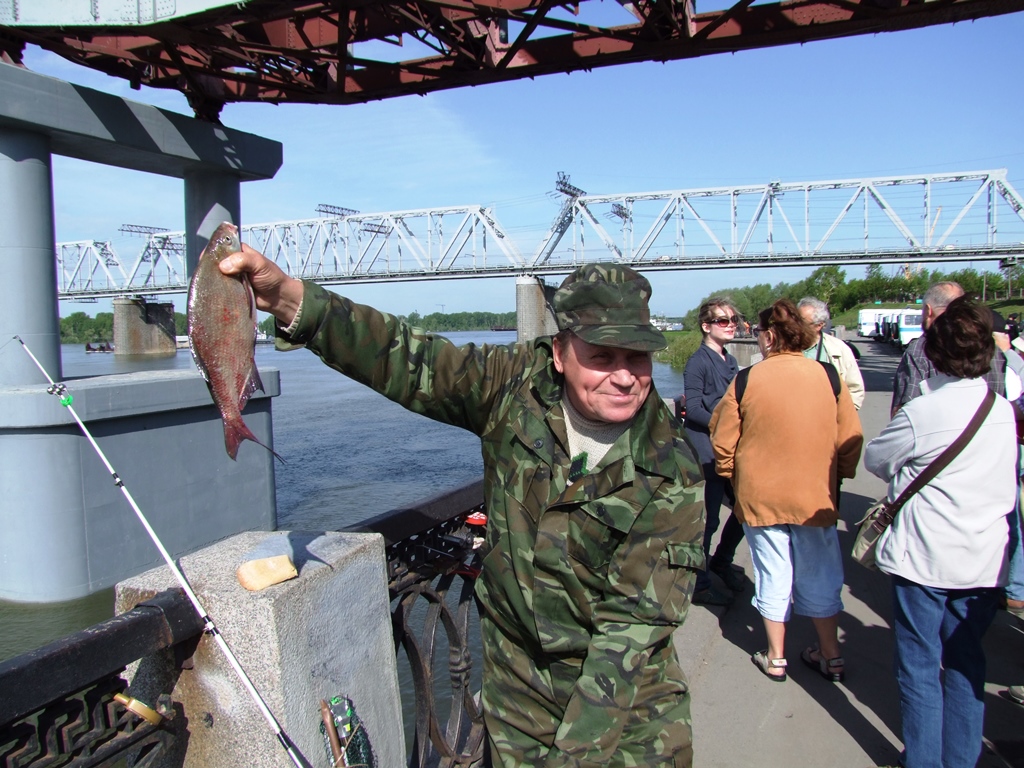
[279,282,707,763]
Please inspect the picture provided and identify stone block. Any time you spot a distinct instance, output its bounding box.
[117,530,404,768]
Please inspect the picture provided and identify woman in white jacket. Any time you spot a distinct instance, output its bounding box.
[865,296,1017,768]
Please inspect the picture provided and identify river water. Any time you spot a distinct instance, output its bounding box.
[0,332,686,662]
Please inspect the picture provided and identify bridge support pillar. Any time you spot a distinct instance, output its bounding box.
[516,275,558,342]
[184,169,241,276]
[0,126,60,388]
[112,298,176,356]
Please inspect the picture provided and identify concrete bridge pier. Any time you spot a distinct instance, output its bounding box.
[515,275,558,342]
[184,168,241,275]
[113,298,177,355]
[0,126,61,387]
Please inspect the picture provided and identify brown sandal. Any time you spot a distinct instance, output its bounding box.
[801,645,845,682]
[751,650,787,682]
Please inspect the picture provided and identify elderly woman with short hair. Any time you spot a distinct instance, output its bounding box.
[865,296,1017,768]
[710,298,863,682]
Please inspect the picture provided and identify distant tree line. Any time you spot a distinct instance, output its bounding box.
[61,311,190,343]
[680,264,1024,329]
[62,309,515,343]
[60,312,115,344]
[257,309,516,336]
[401,310,517,331]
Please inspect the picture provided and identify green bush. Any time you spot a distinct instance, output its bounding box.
[657,331,703,370]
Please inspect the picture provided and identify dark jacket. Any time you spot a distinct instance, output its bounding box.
[683,343,738,465]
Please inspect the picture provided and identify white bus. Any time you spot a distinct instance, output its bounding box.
[857,308,888,338]
[895,309,923,347]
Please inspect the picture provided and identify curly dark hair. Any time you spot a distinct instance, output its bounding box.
[758,298,816,353]
[924,296,993,378]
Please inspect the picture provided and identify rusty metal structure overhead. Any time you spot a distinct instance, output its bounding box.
[2,0,1023,121]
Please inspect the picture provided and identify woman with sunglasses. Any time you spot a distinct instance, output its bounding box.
[683,298,748,606]
[710,299,863,682]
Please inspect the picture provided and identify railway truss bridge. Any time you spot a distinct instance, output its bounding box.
[59,168,1024,300]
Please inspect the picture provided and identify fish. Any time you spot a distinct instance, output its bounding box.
[187,221,282,462]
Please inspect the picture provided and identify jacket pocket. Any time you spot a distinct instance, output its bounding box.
[631,541,705,625]
[565,498,637,570]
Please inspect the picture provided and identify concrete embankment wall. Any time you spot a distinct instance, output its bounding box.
[117,530,404,768]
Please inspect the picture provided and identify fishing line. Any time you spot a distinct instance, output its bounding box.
[13,335,311,768]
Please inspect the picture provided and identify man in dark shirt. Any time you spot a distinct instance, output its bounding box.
[891,281,1005,417]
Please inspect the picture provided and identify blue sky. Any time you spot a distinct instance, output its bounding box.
[29,13,1024,319]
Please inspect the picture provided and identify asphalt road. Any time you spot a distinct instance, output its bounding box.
[674,336,1024,768]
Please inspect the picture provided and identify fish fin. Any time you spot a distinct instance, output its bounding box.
[238,364,265,412]
[224,417,286,464]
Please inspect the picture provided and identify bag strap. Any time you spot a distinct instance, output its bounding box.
[885,388,996,515]
[734,366,751,405]
[734,360,839,405]
[819,360,841,401]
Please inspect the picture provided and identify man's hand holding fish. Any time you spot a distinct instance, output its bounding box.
[218,244,304,326]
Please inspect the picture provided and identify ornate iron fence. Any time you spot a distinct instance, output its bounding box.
[0,590,204,768]
[348,479,487,768]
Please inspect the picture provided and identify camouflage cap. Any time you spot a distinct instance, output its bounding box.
[553,263,667,351]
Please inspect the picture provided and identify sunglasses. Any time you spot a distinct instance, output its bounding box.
[709,315,740,327]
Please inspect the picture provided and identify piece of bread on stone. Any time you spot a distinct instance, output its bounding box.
[236,554,297,591]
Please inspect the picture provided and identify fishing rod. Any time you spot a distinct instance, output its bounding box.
[13,335,311,768]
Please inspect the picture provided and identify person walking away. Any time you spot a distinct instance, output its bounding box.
[710,299,863,682]
[864,297,1016,768]
[891,281,1005,418]
[797,297,865,410]
[683,298,746,606]
[220,249,707,767]
[993,323,1024,706]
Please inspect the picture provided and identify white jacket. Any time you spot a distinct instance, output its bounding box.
[807,333,865,409]
[864,375,1015,589]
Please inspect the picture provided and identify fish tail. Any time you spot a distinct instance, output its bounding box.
[224,417,286,463]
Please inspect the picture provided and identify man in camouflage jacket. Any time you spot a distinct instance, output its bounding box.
[222,250,707,767]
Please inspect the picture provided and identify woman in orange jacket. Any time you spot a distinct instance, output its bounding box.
[710,298,863,682]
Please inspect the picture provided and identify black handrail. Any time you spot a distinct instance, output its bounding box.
[0,589,204,768]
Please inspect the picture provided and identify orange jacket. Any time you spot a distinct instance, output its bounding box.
[709,352,863,527]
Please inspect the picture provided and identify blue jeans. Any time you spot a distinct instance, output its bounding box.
[1006,481,1024,602]
[891,576,999,768]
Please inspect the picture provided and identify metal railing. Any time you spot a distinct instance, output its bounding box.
[0,481,488,768]
[347,480,487,768]
[0,590,205,768]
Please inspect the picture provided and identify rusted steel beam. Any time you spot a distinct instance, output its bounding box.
[1,0,1021,110]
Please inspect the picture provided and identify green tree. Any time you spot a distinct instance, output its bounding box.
[60,312,94,343]
[797,266,846,305]
[93,312,114,342]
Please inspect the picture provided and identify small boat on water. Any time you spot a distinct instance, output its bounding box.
[85,342,114,353]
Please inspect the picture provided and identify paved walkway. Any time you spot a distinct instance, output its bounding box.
[673,338,1024,768]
